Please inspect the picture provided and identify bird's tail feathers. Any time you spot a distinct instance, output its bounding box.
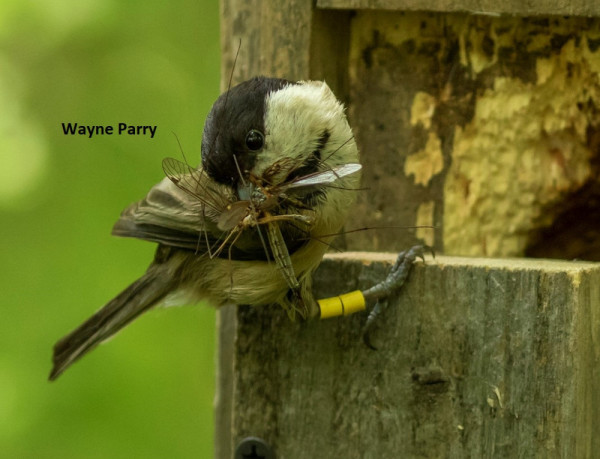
[49,268,173,381]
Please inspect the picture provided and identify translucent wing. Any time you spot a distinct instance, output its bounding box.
[283,163,362,190]
[162,157,229,214]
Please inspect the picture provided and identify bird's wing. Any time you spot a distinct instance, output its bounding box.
[112,171,231,252]
[112,161,312,260]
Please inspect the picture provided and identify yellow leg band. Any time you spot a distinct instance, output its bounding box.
[318,290,366,319]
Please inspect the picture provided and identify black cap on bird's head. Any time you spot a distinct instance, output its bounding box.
[201,77,293,187]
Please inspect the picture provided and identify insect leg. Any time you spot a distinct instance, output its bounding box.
[263,213,313,226]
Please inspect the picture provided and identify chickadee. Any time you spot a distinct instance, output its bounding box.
[50,77,425,380]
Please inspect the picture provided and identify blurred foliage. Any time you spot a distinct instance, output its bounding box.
[0,0,220,457]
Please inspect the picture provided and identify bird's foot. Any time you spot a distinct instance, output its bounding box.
[362,245,433,349]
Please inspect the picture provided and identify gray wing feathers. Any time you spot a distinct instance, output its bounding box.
[111,177,220,249]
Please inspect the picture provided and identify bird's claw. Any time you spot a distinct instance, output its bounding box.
[361,245,433,349]
[363,300,386,350]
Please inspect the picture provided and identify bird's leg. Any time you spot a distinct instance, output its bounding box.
[362,245,430,349]
[316,245,432,346]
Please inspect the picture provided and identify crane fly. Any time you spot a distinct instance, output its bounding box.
[162,156,362,319]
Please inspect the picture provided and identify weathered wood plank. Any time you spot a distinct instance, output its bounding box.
[309,8,352,103]
[219,0,313,86]
[217,4,600,458]
[318,0,600,17]
[345,12,600,259]
[220,253,600,458]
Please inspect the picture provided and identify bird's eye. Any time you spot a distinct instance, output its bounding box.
[245,129,264,151]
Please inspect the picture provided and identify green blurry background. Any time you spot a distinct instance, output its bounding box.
[0,1,220,457]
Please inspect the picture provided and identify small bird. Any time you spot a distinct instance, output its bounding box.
[49,77,424,380]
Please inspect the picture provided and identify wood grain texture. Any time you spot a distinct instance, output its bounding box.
[225,253,600,458]
[309,9,352,103]
[345,12,600,259]
[318,0,600,17]
[220,0,313,87]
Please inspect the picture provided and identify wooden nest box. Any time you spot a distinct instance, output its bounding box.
[217,2,600,457]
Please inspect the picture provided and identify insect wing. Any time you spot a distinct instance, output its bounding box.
[162,157,226,214]
[162,157,202,197]
[285,163,362,190]
[217,200,250,231]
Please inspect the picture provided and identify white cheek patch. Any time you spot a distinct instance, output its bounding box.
[259,81,355,179]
